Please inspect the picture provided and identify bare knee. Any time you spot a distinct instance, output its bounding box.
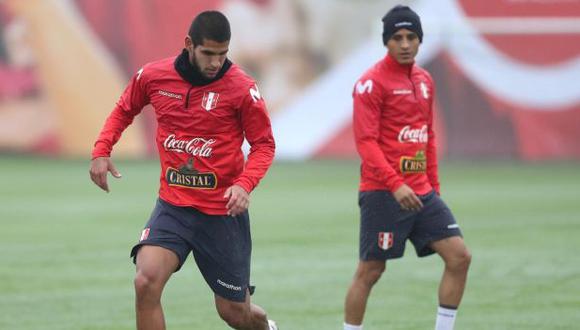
[133,245,178,303]
[355,261,386,287]
[216,300,251,329]
[134,270,164,301]
[251,303,267,321]
[445,248,472,273]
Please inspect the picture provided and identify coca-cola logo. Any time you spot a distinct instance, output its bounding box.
[398,125,428,143]
[163,134,215,157]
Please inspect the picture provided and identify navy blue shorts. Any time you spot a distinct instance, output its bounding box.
[130,198,252,302]
[359,190,462,260]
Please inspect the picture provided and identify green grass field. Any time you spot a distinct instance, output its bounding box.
[1,156,579,329]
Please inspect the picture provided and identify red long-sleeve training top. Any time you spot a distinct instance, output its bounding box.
[92,56,275,214]
[353,54,440,195]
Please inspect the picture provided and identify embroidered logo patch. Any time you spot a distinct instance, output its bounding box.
[393,89,412,95]
[140,228,150,241]
[420,81,430,99]
[249,85,262,102]
[355,80,373,94]
[378,232,394,250]
[166,158,217,189]
[400,150,427,174]
[201,92,219,111]
[158,90,183,100]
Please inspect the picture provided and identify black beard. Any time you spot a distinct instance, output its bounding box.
[174,49,232,86]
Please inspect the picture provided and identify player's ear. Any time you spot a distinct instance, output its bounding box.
[184,36,193,50]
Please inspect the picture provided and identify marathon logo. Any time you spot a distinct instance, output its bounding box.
[158,90,183,100]
[217,279,242,291]
[393,89,412,95]
[400,150,427,174]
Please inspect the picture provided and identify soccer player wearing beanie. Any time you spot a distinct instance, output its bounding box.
[343,5,471,330]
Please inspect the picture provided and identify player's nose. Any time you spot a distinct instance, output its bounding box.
[211,56,222,69]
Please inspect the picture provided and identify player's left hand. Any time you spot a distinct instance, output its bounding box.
[224,184,250,216]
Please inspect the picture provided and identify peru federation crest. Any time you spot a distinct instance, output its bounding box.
[140,228,150,242]
[378,232,394,251]
[201,91,219,111]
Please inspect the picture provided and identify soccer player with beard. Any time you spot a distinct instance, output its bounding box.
[89,11,277,330]
[343,5,471,330]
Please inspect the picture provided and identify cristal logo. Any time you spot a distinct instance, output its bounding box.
[163,134,215,157]
[398,125,428,143]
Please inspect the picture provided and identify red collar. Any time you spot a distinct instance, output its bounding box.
[384,53,414,75]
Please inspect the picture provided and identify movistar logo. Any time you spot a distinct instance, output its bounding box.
[355,80,373,94]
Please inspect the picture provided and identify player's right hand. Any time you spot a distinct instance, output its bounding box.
[223,184,250,217]
[89,157,122,193]
[393,184,423,211]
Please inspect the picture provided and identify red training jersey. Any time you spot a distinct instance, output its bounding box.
[92,56,275,215]
[353,54,440,195]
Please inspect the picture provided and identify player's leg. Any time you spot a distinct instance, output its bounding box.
[130,199,191,330]
[410,191,470,330]
[431,236,471,306]
[430,236,471,330]
[189,210,274,329]
[134,245,179,330]
[344,260,386,326]
[215,289,270,330]
[344,190,413,329]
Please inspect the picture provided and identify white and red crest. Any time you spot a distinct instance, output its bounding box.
[140,228,150,241]
[201,92,219,111]
[378,232,394,251]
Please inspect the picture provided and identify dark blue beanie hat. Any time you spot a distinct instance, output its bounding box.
[382,5,423,45]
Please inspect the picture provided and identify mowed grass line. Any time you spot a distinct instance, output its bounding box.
[0,157,579,329]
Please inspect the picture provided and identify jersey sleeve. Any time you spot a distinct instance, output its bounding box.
[91,68,150,159]
[233,83,276,193]
[353,79,404,192]
[426,79,440,194]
